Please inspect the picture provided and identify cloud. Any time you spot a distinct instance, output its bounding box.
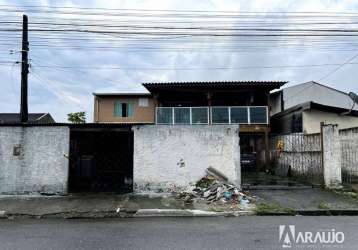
[1,0,358,122]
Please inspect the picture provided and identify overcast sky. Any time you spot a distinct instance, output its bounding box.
[1,0,358,122]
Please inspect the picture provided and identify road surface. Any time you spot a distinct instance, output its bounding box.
[0,216,357,249]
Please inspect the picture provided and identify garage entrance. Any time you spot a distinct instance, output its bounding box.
[69,126,133,193]
[240,133,266,172]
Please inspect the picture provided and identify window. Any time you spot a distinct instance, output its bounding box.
[174,108,190,124]
[249,107,267,124]
[157,107,173,124]
[231,107,248,124]
[114,101,134,117]
[212,107,229,124]
[192,107,208,124]
[139,98,149,107]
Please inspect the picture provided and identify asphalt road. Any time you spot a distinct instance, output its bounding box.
[0,216,357,250]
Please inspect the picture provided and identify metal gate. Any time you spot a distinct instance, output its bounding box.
[340,128,358,184]
[69,129,133,193]
[270,133,323,184]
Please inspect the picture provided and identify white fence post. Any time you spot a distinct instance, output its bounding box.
[322,124,342,188]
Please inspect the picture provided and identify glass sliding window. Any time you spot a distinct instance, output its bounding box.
[114,101,122,117]
[113,101,133,117]
[156,108,173,124]
[211,107,229,124]
[250,107,267,124]
[191,107,208,124]
[231,107,248,124]
[174,108,190,124]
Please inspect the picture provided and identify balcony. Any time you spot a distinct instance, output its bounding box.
[156,106,268,125]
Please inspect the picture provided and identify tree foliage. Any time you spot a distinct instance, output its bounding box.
[67,112,86,124]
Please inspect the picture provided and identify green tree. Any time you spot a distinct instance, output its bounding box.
[67,112,86,124]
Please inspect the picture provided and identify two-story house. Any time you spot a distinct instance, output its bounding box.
[93,81,286,170]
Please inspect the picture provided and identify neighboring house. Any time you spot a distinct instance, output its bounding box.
[270,81,358,134]
[94,81,286,168]
[0,113,55,124]
[93,93,156,123]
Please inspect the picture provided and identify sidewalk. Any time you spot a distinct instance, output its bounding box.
[2,188,358,219]
[0,193,254,219]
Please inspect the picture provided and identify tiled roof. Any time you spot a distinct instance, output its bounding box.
[93,92,151,97]
[0,113,50,123]
[142,81,287,90]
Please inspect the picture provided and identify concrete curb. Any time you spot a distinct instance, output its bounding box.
[0,210,6,218]
[134,209,223,217]
[256,209,358,216]
[133,209,256,217]
[4,209,358,219]
[296,209,358,216]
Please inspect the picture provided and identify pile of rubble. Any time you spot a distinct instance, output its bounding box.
[176,167,253,207]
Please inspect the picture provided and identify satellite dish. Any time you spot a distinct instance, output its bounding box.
[348,92,358,104]
[341,92,358,115]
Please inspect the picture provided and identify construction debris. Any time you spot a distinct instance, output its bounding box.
[206,167,229,182]
[176,168,254,208]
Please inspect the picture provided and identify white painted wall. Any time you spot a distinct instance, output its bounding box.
[303,110,358,134]
[270,81,357,116]
[283,82,356,111]
[133,125,240,191]
[0,126,70,194]
[322,124,342,188]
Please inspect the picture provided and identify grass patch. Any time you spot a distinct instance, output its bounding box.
[340,191,358,199]
[332,189,358,203]
[317,202,330,210]
[255,202,295,215]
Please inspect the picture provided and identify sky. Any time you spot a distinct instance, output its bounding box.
[1,0,358,122]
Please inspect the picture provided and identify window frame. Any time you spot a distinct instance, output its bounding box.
[113,101,134,118]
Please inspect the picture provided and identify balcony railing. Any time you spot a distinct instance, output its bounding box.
[156,106,268,125]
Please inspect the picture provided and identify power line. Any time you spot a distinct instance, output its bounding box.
[29,67,85,109]
[318,52,358,80]
[29,61,358,71]
[5,28,358,37]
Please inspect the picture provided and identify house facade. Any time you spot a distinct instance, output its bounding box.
[270,81,358,134]
[93,93,156,123]
[0,81,289,195]
[94,81,286,169]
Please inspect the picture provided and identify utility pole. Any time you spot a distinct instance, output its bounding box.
[20,14,29,123]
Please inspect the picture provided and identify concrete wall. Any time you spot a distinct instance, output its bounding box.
[303,110,358,134]
[0,126,70,194]
[94,95,156,123]
[133,125,240,191]
[322,124,342,188]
